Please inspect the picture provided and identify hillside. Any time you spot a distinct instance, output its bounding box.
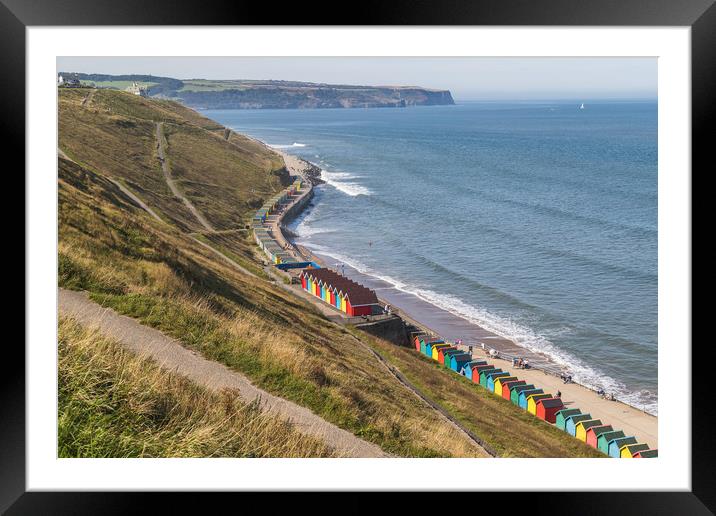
[63,73,455,109]
[57,88,600,458]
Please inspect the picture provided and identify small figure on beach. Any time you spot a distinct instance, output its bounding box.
[341,264,345,275]
[489,348,498,358]
[468,345,473,354]
[597,388,606,398]
[523,359,530,369]
[556,390,561,398]
[368,241,372,247]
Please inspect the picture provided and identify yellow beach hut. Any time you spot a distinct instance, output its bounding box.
[527,393,553,415]
[431,343,453,361]
[494,376,518,397]
[340,294,347,313]
[620,443,650,458]
[575,419,603,442]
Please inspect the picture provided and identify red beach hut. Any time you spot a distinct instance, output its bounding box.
[438,346,457,365]
[586,425,614,449]
[535,397,565,423]
[502,380,526,400]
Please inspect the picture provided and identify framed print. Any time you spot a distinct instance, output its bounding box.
[5,0,712,512]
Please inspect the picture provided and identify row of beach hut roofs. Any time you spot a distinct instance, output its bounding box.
[412,333,658,458]
[252,178,304,265]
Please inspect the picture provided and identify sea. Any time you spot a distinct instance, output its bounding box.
[206,100,658,415]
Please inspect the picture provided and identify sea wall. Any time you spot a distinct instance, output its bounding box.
[354,316,410,347]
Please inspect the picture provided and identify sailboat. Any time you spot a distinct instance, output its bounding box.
[579,102,585,110]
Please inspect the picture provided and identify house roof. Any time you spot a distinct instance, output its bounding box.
[302,268,379,306]
[537,398,565,409]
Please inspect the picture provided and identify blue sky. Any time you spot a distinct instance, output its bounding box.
[57,57,657,101]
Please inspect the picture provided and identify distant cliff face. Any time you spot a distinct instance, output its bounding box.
[176,82,455,110]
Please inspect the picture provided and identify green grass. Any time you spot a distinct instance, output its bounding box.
[58,317,336,458]
[80,80,158,90]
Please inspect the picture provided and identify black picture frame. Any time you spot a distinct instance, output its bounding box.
[5,0,711,513]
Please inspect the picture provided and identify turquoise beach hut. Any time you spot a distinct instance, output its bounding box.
[565,413,592,436]
[425,339,445,357]
[598,430,625,455]
[449,352,472,373]
[518,388,544,409]
[608,436,638,458]
[479,368,502,388]
[462,360,487,379]
[555,409,582,431]
[510,384,536,405]
[486,371,511,392]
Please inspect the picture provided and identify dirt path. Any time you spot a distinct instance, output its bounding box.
[81,89,95,108]
[155,122,215,232]
[108,179,165,224]
[59,288,389,458]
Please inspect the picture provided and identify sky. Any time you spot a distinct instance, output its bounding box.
[57,57,657,100]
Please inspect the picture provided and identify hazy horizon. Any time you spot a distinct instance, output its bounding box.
[57,57,657,101]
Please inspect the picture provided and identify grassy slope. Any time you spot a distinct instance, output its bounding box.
[59,317,336,458]
[58,156,481,458]
[58,88,600,457]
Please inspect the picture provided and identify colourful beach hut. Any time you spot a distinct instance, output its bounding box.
[424,339,445,357]
[510,384,536,405]
[575,419,603,442]
[493,376,518,396]
[526,393,553,415]
[555,409,582,431]
[438,346,458,365]
[449,352,472,373]
[461,360,488,379]
[609,436,637,458]
[585,425,613,448]
[518,388,544,410]
[502,380,526,400]
[470,364,494,384]
[442,349,463,368]
[536,398,565,423]
[432,343,453,362]
[479,368,502,388]
[633,449,658,458]
[486,371,511,392]
[414,335,424,352]
[565,413,592,436]
[598,431,625,455]
[620,443,650,458]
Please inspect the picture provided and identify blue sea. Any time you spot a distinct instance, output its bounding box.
[207,100,658,414]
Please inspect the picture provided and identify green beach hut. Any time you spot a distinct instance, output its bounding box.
[598,430,625,455]
[555,409,582,431]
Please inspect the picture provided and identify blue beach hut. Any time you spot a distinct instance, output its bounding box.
[449,352,472,373]
[609,436,638,458]
[425,339,445,357]
[478,368,501,388]
[486,371,511,392]
[565,413,593,436]
[461,360,487,379]
[518,388,544,409]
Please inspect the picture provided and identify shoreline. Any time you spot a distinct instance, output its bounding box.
[269,147,656,420]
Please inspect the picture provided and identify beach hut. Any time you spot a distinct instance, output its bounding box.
[438,346,458,365]
[442,349,463,368]
[536,398,565,423]
[461,360,488,379]
[449,352,472,373]
[502,380,526,400]
[510,384,536,405]
[486,371,511,392]
[479,368,502,388]
[413,335,424,352]
[598,431,625,455]
[620,443,651,458]
[585,425,614,448]
[556,409,582,431]
[304,268,379,316]
[493,376,518,396]
[565,413,592,436]
[424,339,445,357]
[526,393,553,415]
[575,419,603,442]
[432,343,453,362]
[633,449,658,458]
[470,364,494,384]
[608,436,637,458]
[518,388,544,410]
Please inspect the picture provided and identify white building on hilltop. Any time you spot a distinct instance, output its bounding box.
[126,81,149,97]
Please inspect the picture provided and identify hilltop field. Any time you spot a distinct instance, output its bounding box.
[58,88,601,458]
